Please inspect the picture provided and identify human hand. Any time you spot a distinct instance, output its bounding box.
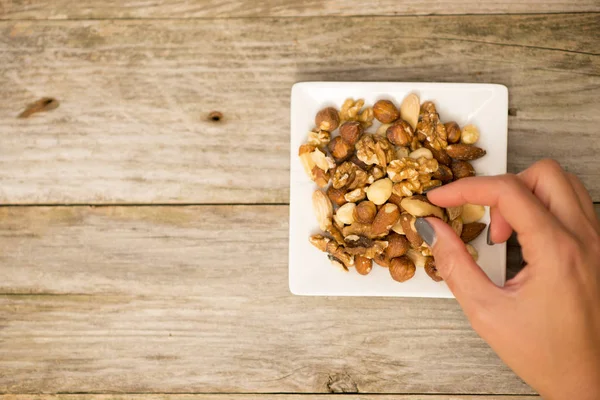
[414,159,600,399]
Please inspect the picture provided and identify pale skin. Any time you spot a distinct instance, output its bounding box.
[424,159,600,399]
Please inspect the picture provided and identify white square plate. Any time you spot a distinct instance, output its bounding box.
[289,82,508,298]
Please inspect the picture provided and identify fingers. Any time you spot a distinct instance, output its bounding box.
[426,174,560,249]
[565,172,599,229]
[517,160,591,237]
[488,206,513,245]
[416,217,504,315]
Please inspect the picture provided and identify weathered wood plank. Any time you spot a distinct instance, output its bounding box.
[0,294,532,394]
[1,204,584,296]
[0,15,599,204]
[1,0,597,19]
[0,395,540,399]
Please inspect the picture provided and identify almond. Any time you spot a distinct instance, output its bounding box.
[372,203,400,236]
[432,164,453,183]
[424,141,452,166]
[389,256,416,282]
[460,222,486,243]
[451,160,475,180]
[312,190,333,231]
[446,144,486,161]
[400,93,420,130]
[461,204,485,224]
[400,196,444,219]
[399,213,423,248]
[386,232,410,259]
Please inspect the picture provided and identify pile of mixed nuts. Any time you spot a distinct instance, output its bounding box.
[300,95,487,282]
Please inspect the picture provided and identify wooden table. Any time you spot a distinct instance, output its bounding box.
[1,1,598,399]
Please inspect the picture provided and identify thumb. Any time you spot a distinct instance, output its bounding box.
[415,217,502,309]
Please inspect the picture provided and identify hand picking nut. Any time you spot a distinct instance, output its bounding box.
[389,256,416,282]
[400,93,420,130]
[372,203,401,236]
[461,124,480,145]
[365,178,393,205]
[373,100,400,123]
[461,204,485,224]
[315,107,340,131]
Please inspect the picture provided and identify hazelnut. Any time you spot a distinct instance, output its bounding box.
[355,255,373,275]
[389,256,416,282]
[400,93,420,130]
[327,186,347,207]
[424,257,443,282]
[445,121,461,144]
[328,136,352,162]
[374,251,390,268]
[386,233,410,259]
[373,100,400,123]
[315,107,340,131]
[336,203,356,225]
[386,120,413,146]
[365,178,393,205]
[354,201,377,224]
[339,121,363,146]
[461,124,480,145]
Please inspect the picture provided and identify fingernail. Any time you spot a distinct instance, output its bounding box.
[415,218,436,247]
[486,225,494,246]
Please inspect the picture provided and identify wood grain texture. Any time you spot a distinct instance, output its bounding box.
[1,14,599,204]
[0,293,532,394]
[1,0,598,19]
[0,395,540,399]
[0,204,574,296]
